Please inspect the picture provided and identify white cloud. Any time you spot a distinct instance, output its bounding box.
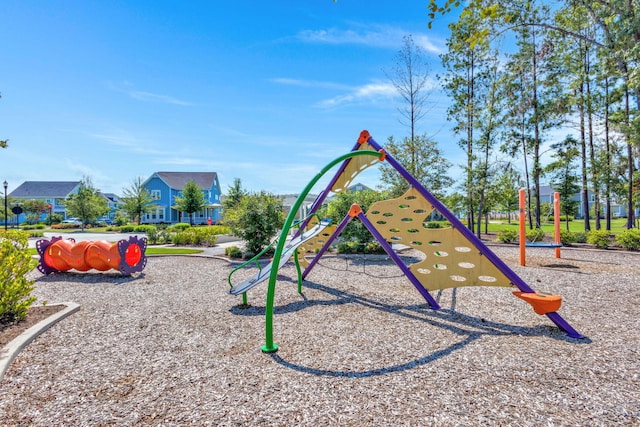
[316,81,398,108]
[106,81,192,106]
[127,91,192,106]
[295,24,445,55]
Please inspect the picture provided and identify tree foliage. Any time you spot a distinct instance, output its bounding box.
[0,231,37,323]
[64,177,109,229]
[224,191,284,256]
[173,180,207,226]
[319,189,389,245]
[379,135,453,199]
[121,176,156,225]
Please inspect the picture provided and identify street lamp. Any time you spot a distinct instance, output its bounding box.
[3,180,7,231]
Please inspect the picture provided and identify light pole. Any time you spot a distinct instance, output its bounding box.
[3,180,7,231]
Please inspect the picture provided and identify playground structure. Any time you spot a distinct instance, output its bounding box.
[227,130,584,353]
[36,235,147,275]
[519,189,562,266]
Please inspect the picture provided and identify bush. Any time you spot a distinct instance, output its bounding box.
[133,225,156,233]
[0,231,38,323]
[525,228,545,243]
[364,241,386,254]
[336,241,361,254]
[119,225,135,232]
[573,231,588,243]
[171,227,219,246]
[558,215,574,222]
[497,229,518,243]
[559,230,578,245]
[171,222,191,232]
[225,245,243,258]
[615,229,640,250]
[587,230,611,249]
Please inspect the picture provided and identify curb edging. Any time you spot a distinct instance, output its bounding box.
[0,302,81,381]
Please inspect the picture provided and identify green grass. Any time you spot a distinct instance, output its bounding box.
[27,247,204,257]
[486,218,629,235]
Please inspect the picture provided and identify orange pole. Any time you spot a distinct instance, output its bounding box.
[519,189,526,266]
[554,192,561,258]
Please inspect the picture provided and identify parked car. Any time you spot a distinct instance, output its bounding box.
[62,217,82,226]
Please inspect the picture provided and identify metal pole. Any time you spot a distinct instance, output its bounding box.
[3,181,7,231]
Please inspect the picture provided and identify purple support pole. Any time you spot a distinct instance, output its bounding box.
[364,134,583,338]
[302,213,354,280]
[357,211,441,309]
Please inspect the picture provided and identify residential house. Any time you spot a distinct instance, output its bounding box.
[538,184,629,219]
[8,181,80,224]
[101,193,122,223]
[141,172,222,224]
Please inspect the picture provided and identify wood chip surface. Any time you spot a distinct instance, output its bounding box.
[1,245,638,426]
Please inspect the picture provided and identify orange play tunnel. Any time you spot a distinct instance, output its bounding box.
[37,236,147,275]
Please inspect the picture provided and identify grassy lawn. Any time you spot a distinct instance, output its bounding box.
[27,247,204,257]
[486,217,630,235]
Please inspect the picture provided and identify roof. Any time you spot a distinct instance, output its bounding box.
[153,172,218,190]
[9,181,80,198]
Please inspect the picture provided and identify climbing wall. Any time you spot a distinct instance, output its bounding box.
[331,141,381,193]
[366,187,513,291]
[296,219,337,269]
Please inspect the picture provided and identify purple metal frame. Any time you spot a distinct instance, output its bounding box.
[362,135,583,339]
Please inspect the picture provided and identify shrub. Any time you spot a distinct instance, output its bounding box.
[559,230,578,246]
[336,241,361,254]
[134,225,156,233]
[558,215,574,222]
[525,228,545,243]
[0,231,38,323]
[424,221,442,229]
[364,241,386,254]
[573,231,588,243]
[225,245,243,258]
[615,229,640,250]
[171,227,219,247]
[119,225,135,232]
[587,230,611,249]
[497,229,518,243]
[171,222,191,232]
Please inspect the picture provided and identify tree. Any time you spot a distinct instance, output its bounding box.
[225,191,284,256]
[121,176,156,225]
[385,35,433,142]
[64,177,109,230]
[319,189,388,246]
[490,164,521,224]
[21,199,50,224]
[545,135,581,230]
[223,178,246,214]
[379,135,453,199]
[173,180,207,226]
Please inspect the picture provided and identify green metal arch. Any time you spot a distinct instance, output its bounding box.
[261,149,383,353]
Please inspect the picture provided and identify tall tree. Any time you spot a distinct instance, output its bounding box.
[379,134,453,199]
[223,178,246,214]
[545,135,581,230]
[64,177,109,230]
[385,34,433,143]
[121,176,156,225]
[173,180,207,226]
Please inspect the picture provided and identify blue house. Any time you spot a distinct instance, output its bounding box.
[141,172,222,224]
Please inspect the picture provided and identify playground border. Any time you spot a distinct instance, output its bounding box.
[0,302,80,382]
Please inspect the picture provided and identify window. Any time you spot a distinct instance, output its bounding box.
[151,190,161,200]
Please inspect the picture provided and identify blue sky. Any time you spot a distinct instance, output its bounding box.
[1,1,463,197]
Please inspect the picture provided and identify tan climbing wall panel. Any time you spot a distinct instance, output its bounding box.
[296,221,337,269]
[332,142,380,193]
[366,187,513,291]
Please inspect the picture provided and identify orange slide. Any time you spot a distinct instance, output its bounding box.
[36,236,147,276]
